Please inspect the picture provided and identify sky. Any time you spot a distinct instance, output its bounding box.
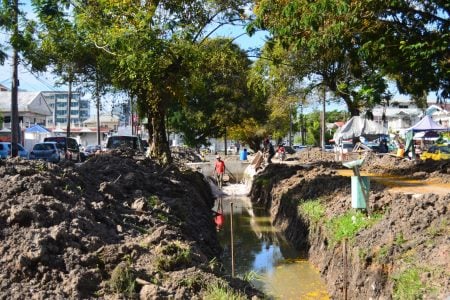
[0,1,268,92]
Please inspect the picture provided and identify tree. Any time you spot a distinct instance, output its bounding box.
[168,38,255,149]
[76,0,252,164]
[0,0,39,156]
[252,0,449,108]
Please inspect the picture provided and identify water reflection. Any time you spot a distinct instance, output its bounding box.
[214,189,329,299]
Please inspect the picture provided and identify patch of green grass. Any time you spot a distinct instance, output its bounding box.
[326,210,382,246]
[394,232,407,246]
[427,219,449,238]
[376,245,390,263]
[156,242,192,271]
[108,261,136,297]
[298,199,325,224]
[148,195,160,207]
[156,211,169,222]
[180,274,204,290]
[392,267,426,300]
[203,282,247,300]
[241,270,262,282]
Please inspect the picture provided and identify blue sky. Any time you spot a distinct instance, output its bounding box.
[0,2,268,92]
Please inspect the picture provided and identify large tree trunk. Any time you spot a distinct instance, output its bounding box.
[150,105,171,164]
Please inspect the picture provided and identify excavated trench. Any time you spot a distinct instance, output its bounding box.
[248,161,450,299]
[213,183,329,299]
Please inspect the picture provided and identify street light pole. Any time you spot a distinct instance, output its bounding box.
[289,103,292,147]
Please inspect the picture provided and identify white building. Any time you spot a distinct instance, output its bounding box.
[0,91,52,128]
[43,91,90,127]
[370,98,448,133]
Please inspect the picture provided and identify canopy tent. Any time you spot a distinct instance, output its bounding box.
[24,124,50,133]
[24,125,51,152]
[405,115,446,132]
[333,116,387,142]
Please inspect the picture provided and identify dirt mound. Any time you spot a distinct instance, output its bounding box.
[293,147,336,163]
[0,155,259,299]
[170,147,203,164]
[250,162,450,299]
[362,152,450,182]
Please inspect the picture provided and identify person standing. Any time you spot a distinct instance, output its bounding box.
[213,155,225,188]
[263,138,275,164]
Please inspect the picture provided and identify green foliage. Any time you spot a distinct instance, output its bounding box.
[394,232,407,246]
[241,270,262,282]
[376,245,390,264]
[203,282,247,300]
[326,210,382,245]
[168,38,257,148]
[392,267,425,300]
[427,219,449,238]
[156,242,192,271]
[298,199,325,224]
[147,195,160,207]
[109,262,136,296]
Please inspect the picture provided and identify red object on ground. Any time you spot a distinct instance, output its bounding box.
[214,213,224,227]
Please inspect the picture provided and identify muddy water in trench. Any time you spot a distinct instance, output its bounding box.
[214,184,330,299]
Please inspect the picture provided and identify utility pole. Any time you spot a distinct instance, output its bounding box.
[288,103,292,147]
[95,74,101,145]
[10,0,19,157]
[300,103,305,145]
[321,87,326,150]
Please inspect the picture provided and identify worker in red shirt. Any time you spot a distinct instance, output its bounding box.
[213,155,225,189]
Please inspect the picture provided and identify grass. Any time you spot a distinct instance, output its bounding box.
[298,199,325,224]
[156,241,192,271]
[392,267,427,300]
[148,195,160,207]
[109,261,136,297]
[203,282,247,300]
[326,210,382,246]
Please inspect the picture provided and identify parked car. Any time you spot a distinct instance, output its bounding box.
[420,145,450,161]
[105,135,145,152]
[43,137,83,162]
[29,142,65,163]
[84,144,102,158]
[293,145,307,152]
[323,144,334,152]
[0,142,29,159]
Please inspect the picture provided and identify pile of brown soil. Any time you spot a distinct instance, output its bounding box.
[250,162,450,299]
[292,147,336,163]
[0,155,259,299]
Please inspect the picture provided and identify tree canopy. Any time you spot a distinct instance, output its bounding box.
[251,0,449,113]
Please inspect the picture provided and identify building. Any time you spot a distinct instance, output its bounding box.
[83,115,120,133]
[0,91,52,128]
[43,91,90,127]
[371,98,429,133]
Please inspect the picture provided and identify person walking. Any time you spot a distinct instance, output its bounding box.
[213,155,225,189]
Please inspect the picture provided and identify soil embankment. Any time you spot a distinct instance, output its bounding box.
[250,151,450,299]
[0,152,260,299]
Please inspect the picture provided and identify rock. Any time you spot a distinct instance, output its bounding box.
[140,284,160,300]
[132,198,147,211]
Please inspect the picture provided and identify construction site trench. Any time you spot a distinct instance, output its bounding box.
[0,147,449,299]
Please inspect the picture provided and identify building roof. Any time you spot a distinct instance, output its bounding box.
[0,91,52,116]
[83,115,120,124]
